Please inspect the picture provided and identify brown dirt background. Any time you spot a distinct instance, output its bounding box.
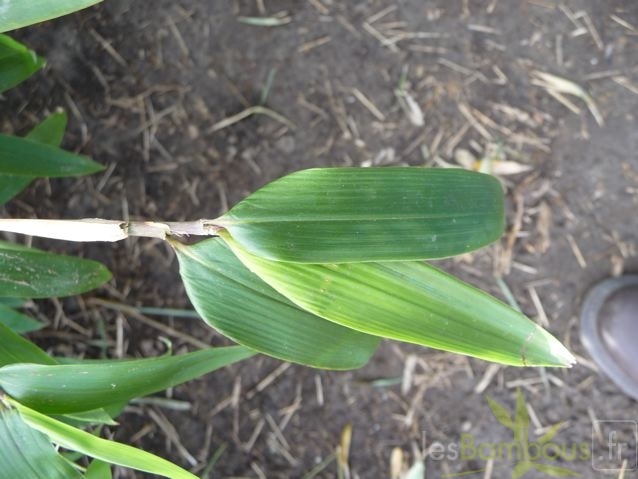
[2,1,638,477]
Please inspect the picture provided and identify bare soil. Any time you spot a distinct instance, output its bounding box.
[2,1,638,478]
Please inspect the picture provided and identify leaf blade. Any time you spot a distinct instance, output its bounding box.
[218,167,505,263]
[0,302,44,333]
[174,238,380,370]
[0,112,69,205]
[223,235,575,367]
[0,0,102,33]
[0,322,55,367]
[0,133,103,177]
[0,240,111,298]
[0,33,45,92]
[10,399,198,479]
[0,346,254,414]
[0,406,82,479]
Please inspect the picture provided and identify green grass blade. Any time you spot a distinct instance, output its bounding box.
[223,234,575,368]
[9,398,198,479]
[0,322,55,367]
[216,167,505,263]
[0,112,68,205]
[0,0,102,33]
[0,406,82,479]
[0,346,254,414]
[0,302,44,332]
[0,33,45,92]
[0,133,103,177]
[174,238,380,370]
[0,240,111,298]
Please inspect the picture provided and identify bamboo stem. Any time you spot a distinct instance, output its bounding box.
[0,218,221,242]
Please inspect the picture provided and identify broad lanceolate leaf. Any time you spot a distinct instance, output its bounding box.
[0,240,111,298]
[0,133,103,177]
[0,112,68,205]
[0,0,102,33]
[174,238,380,370]
[0,302,44,332]
[0,33,45,93]
[0,406,82,479]
[9,399,198,479]
[0,322,55,367]
[223,235,576,368]
[0,345,254,414]
[216,167,505,263]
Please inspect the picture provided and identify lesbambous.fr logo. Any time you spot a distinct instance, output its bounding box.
[423,388,636,478]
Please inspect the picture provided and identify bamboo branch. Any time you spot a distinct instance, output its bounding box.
[0,218,222,242]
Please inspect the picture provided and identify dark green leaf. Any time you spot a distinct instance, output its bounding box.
[174,238,380,370]
[0,240,111,298]
[0,33,45,93]
[10,398,198,479]
[0,0,102,33]
[216,167,504,263]
[0,302,44,332]
[223,234,576,367]
[0,406,82,479]
[0,133,103,177]
[0,322,55,367]
[0,112,69,205]
[0,346,254,414]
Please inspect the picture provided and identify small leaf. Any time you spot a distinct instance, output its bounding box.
[55,408,118,427]
[174,238,380,370]
[0,33,45,93]
[9,398,198,479]
[223,234,576,367]
[0,322,55,367]
[0,346,254,414]
[0,240,111,298]
[0,406,82,479]
[531,462,581,476]
[0,0,102,33]
[485,394,513,430]
[0,112,69,205]
[216,167,505,263]
[0,133,103,177]
[0,302,44,333]
[85,459,112,479]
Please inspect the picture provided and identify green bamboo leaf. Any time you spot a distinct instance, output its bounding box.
[0,346,254,414]
[0,133,103,177]
[174,238,380,370]
[216,167,504,263]
[9,398,198,479]
[0,112,68,205]
[0,0,102,33]
[0,322,55,367]
[85,459,112,479]
[0,33,45,92]
[223,234,575,367]
[56,408,118,427]
[0,406,82,479]
[0,240,111,298]
[0,302,44,332]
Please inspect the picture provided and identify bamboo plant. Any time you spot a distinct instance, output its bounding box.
[0,2,575,478]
